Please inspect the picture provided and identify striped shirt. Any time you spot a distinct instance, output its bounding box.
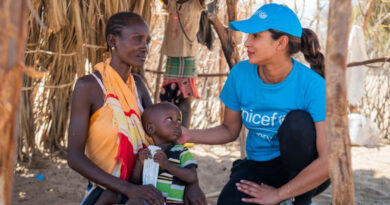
[157,144,197,204]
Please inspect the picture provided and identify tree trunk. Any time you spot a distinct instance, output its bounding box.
[226,0,237,23]
[325,0,355,204]
[153,51,165,103]
[0,0,28,204]
[208,0,240,69]
[153,13,167,103]
[362,0,377,32]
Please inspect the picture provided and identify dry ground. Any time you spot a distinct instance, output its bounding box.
[12,143,390,205]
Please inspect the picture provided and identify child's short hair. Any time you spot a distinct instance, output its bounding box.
[141,102,180,135]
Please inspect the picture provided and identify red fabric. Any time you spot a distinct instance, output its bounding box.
[115,132,135,180]
[162,77,199,98]
[124,109,141,118]
[113,109,148,180]
[106,93,119,100]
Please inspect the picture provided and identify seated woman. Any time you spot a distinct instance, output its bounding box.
[180,3,330,205]
[67,12,205,205]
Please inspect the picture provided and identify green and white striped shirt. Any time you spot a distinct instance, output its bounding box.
[156,144,197,204]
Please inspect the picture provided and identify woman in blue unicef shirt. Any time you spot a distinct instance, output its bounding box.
[179,3,330,205]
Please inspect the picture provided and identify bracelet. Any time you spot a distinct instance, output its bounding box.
[287,184,295,202]
[287,184,291,195]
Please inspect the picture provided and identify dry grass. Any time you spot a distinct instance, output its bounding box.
[20,0,154,162]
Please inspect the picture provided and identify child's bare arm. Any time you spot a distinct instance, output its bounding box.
[154,150,197,184]
[130,148,151,184]
[130,159,143,184]
[166,166,197,184]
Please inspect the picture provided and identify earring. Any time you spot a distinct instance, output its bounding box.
[111,46,115,51]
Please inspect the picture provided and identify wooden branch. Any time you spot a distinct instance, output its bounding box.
[362,0,377,32]
[153,51,165,103]
[145,69,228,77]
[0,1,28,204]
[145,57,389,77]
[325,0,355,204]
[207,0,240,70]
[153,13,168,103]
[226,0,237,23]
[208,16,239,69]
[347,57,390,67]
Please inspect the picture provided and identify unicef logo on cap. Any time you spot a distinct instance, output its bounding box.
[255,10,267,19]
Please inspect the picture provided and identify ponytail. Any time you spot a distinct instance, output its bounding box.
[269,28,325,77]
[300,28,325,77]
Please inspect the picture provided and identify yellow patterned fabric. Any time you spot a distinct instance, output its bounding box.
[87,59,151,180]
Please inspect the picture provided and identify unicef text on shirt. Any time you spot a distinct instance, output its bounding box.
[242,109,286,126]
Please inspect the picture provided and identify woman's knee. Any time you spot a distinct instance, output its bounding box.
[217,160,257,204]
[282,110,314,132]
[217,179,248,205]
[279,110,316,143]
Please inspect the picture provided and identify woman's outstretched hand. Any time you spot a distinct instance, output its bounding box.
[177,126,190,144]
[236,180,282,205]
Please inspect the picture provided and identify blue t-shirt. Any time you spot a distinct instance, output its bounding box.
[220,59,325,161]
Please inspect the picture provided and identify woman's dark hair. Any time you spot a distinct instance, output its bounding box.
[105,12,145,51]
[269,28,325,77]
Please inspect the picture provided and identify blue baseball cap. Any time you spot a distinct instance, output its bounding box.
[229,3,302,37]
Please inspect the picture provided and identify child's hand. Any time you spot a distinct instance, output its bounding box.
[138,148,151,165]
[153,150,169,169]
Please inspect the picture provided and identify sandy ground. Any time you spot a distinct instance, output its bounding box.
[12,143,390,205]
